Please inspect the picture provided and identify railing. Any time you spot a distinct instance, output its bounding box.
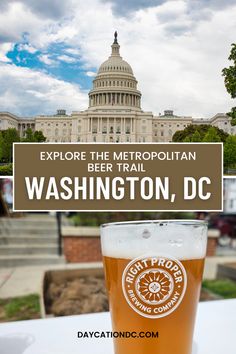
[56,212,62,256]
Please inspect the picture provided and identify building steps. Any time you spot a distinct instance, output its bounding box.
[0,245,58,256]
[0,236,58,245]
[0,255,65,267]
[0,214,66,267]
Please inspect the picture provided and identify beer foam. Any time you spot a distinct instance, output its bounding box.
[101,220,208,260]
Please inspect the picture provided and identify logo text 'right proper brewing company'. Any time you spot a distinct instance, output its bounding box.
[122,256,187,319]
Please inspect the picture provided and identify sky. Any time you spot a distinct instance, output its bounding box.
[0,0,236,118]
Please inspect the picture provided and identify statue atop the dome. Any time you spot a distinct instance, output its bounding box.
[114,31,118,44]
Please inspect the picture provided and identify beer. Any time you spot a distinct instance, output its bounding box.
[103,256,204,354]
[101,220,207,354]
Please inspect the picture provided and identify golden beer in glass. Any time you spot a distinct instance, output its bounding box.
[101,220,207,354]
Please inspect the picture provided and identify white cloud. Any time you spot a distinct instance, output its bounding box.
[18,43,38,54]
[0,43,13,63]
[38,54,57,66]
[65,48,80,56]
[0,0,69,19]
[57,55,77,63]
[86,71,96,77]
[40,0,234,117]
[0,2,51,45]
[0,63,88,116]
[0,0,236,117]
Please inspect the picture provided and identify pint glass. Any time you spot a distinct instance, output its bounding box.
[101,220,208,354]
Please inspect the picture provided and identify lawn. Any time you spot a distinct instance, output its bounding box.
[0,294,40,322]
[202,279,236,299]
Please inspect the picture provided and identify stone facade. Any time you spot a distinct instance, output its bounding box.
[1,34,235,142]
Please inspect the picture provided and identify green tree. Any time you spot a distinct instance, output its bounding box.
[227,107,236,125]
[202,127,221,142]
[183,136,191,142]
[191,130,202,142]
[172,124,228,142]
[0,132,4,161]
[224,135,236,172]
[23,128,35,142]
[0,128,20,162]
[222,43,236,125]
[34,130,46,142]
[22,128,46,142]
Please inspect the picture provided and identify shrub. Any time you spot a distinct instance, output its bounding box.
[0,164,13,176]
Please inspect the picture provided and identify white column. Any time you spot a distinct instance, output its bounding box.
[133,118,136,140]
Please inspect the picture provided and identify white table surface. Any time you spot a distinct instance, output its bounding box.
[0,299,234,354]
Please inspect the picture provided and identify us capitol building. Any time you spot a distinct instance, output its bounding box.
[0,33,235,142]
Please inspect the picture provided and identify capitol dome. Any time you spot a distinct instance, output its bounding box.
[98,57,133,76]
[97,46,134,76]
[88,32,141,110]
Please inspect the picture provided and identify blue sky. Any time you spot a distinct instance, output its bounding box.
[7,38,95,90]
[0,0,236,117]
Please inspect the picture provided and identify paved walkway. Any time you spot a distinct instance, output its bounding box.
[0,262,102,299]
[0,266,44,298]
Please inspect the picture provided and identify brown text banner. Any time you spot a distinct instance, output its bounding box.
[13,143,223,211]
